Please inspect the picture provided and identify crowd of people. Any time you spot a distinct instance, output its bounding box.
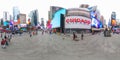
[0,27,107,49]
[1,33,12,49]
[0,28,39,49]
[72,32,84,41]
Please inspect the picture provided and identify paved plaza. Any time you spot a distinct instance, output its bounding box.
[0,32,120,60]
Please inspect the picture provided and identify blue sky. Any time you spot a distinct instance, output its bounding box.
[0,0,119,24]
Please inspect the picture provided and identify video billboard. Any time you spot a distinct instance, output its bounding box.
[51,7,66,28]
[90,11,103,28]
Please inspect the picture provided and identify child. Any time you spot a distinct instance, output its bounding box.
[1,39,6,49]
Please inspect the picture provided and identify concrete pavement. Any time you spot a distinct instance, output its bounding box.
[0,32,120,60]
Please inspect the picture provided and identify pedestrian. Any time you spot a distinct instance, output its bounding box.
[10,33,12,40]
[54,29,57,34]
[49,29,52,35]
[33,31,34,35]
[1,33,3,38]
[1,39,6,49]
[19,30,22,36]
[73,32,77,40]
[81,32,84,40]
[7,34,11,42]
[36,29,38,35]
[30,32,32,37]
[92,30,94,35]
[42,30,44,35]
[4,35,9,46]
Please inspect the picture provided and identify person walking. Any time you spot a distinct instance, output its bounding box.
[81,32,84,40]
[30,32,32,37]
[4,35,9,46]
[10,33,12,39]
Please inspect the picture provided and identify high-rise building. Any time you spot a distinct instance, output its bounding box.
[3,11,10,22]
[48,11,50,20]
[100,15,106,25]
[19,14,26,24]
[108,19,111,26]
[13,7,20,22]
[10,15,13,20]
[29,9,39,26]
[40,18,45,28]
[0,18,3,26]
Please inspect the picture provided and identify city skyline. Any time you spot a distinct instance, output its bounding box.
[0,0,120,24]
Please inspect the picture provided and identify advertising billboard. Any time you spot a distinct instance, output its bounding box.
[20,24,27,27]
[19,14,26,24]
[111,20,116,26]
[65,16,91,29]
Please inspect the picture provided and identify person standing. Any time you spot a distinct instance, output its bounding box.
[73,32,77,40]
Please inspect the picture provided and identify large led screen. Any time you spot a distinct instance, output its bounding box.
[3,21,9,26]
[91,11,103,28]
[51,8,66,28]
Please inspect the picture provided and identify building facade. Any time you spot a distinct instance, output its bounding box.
[65,7,91,33]
[49,4,104,33]
[19,14,26,24]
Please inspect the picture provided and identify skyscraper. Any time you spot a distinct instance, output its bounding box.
[41,18,45,28]
[29,9,39,26]
[13,7,20,22]
[111,12,116,20]
[34,10,38,26]
[3,11,10,22]
[10,15,13,20]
